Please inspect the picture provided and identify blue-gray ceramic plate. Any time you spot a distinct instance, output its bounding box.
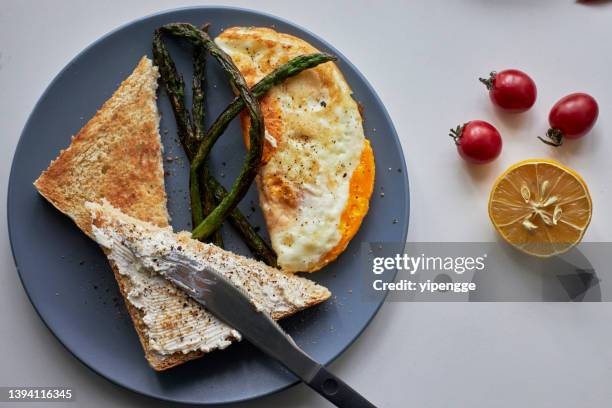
[7,6,409,405]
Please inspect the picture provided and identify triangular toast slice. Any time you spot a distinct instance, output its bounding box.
[34,57,330,370]
[88,200,331,356]
[35,57,169,236]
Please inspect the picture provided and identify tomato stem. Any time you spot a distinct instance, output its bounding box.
[538,128,564,147]
[478,71,497,90]
[449,124,464,145]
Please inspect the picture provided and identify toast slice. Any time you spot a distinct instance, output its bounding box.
[34,56,331,370]
[88,200,331,356]
[34,57,169,236]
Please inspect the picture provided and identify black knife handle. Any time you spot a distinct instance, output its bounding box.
[306,365,377,408]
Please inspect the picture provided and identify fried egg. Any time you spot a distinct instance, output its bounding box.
[215,27,375,273]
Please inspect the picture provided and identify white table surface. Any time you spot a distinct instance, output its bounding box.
[1,1,612,407]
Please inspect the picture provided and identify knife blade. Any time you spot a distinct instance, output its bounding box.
[158,256,376,408]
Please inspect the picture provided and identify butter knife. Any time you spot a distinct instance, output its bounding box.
[162,261,377,408]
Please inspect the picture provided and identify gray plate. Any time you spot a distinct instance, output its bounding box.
[7,6,409,405]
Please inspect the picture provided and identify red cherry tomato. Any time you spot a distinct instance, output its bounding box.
[450,120,502,164]
[479,69,537,113]
[539,93,599,146]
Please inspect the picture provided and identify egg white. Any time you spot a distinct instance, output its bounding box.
[216,27,367,272]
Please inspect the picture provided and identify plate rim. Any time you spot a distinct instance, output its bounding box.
[7,5,410,405]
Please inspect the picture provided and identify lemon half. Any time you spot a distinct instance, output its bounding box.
[488,159,592,257]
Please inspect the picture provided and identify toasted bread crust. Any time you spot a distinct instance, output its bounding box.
[34,57,169,236]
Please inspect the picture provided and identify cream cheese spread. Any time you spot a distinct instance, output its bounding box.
[88,201,330,356]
